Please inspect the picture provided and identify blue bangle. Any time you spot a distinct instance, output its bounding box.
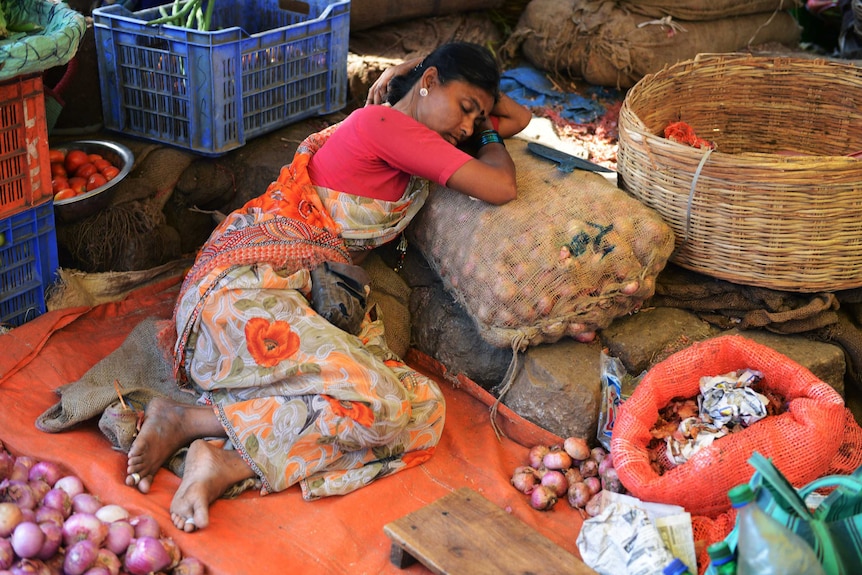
[479,129,503,147]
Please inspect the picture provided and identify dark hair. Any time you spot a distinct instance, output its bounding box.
[386,42,501,105]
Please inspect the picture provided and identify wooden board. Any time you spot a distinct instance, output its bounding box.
[383,487,598,574]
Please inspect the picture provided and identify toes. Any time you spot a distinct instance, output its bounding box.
[137,474,154,494]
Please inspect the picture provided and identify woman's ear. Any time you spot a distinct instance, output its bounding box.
[421,67,440,91]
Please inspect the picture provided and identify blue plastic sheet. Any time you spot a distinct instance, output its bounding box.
[501,66,617,124]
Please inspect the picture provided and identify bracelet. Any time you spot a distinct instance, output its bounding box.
[478,129,503,147]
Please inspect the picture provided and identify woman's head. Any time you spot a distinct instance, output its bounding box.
[387,42,502,145]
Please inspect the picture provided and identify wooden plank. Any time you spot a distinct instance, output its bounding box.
[383,487,597,575]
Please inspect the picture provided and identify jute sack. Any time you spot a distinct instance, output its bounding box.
[619,0,801,21]
[510,0,801,88]
[407,137,674,352]
[350,0,503,31]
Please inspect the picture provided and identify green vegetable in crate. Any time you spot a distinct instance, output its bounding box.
[146,0,215,31]
[0,0,44,40]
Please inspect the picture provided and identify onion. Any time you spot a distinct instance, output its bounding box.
[540,470,569,498]
[71,493,102,516]
[0,538,13,570]
[172,557,207,575]
[95,504,129,524]
[0,452,15,482]
[600,467,624,494]
[62,513,108,547]
[8,462,29,483]
[579,458,598,478]
[563,437,591,461]
[35,522,62,560]
[124,536,172,575]
[13,457,35,473]
[34,506,64,528]
[39,488,72,518]
[585,492,604,517]
[528,485,558,511]
[82,568,111,575]
[103,520,135,556]
[27,463,61,488]
[527,445,550,469]
[26,481,49,506]
[510,466,539,495]
[94,548,122,575]
[130,515,161,539]
[11,521,45,559]
[567,482,592,509]
[597,452,615,476]
[0,502,23,537]
[583,476,601,495]
[160,537,182,569]
[9,558,51,575]
[564,467,583,486]
[64,539,98,575]
[1,481,36,510]
[542,447,572,471]
[53,476,85,499]
[591,446,608,465]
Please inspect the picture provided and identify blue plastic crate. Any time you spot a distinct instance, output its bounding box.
[0,202,59,328]
[92,0,350,156]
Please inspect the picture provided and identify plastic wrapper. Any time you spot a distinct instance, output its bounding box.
[597,351,641,451]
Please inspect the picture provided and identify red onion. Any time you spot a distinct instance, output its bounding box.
[71,493,102,516]
[103,520,135,556]
[510,466,539,495]
[95,505,129,524]
[26,482,50,507]
[597,452,615,476]
[0,538,13,570]
[1,481,36,510]
[527,445,550,469]
[9,558,50,575]
[124,536,172,575]
[542,447,572,471]
[82,568,111,575]
[160,537,182,569]
[579,458,598,478]
[600,466,624,493]
[53,476,85,499]
[64,539,98,575]
[17,509,35,524]
[13,457,35,474]
[39,488,72,518]
[94,548,122,575]
[540,469,569,498]
[35,522,62,561]
[529,485,558,511]
[563,437,591,462]
[62,513,108,547]
[564,466,583,486]
[172,556,207,575]
[27,463,62,488]
[11,521,45,559]
[0,452,14,482]
[130,515,161,540]
[0,502,23,537]
[34,506,64,528]
[567,481,592,509]
[585,492,604,517]
[583,476,601,495]
[8,462,28,484]
[591,446,608,465]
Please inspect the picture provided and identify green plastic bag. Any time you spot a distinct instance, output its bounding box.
[721,451,862,575]
[0,0,86,81]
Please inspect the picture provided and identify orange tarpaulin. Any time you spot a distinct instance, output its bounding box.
[0,277,584,574]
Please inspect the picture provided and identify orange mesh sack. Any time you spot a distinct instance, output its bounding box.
[407,138,674,350]
[610,334,846,518]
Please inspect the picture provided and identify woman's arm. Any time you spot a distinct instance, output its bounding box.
[366,57,422,106]
[492,93,532,138]
[447,117,518,205]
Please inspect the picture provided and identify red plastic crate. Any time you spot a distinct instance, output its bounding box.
[0,73,52,219]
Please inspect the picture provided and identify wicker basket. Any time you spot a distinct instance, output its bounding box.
[617,53,862,293]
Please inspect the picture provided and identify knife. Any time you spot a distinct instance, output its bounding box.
[527,142,614,174]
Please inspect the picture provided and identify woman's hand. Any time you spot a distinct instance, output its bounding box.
[366,57,423,106]
[492,94,532,138]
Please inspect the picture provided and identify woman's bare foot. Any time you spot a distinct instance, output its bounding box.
[126,397,225,493]
[169,439,256,532]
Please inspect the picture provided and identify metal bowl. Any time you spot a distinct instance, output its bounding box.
[52,140,135,223]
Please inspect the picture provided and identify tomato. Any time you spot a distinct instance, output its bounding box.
[64,150,89,175]
[86,173,108,191]
[52,177,70,194]
[68,177,87,195]
[54,188,78,201]
[101,165,120,181]
[88,153,104,163]
[93,158,113,172]
[51,162,67,178]
[49,149,65,164]
[75,162,98,179]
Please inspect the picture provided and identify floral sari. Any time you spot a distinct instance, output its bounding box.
[171,124,441,500]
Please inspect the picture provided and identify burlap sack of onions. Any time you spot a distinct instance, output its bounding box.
[408,138,675,352]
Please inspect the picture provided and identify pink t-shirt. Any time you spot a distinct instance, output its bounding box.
[307,105,473,201]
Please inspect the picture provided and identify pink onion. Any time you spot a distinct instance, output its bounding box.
[579,458,598,478]
[82,568,111,575]
[124,536,172,575]
[95,504,129,524]
[9,558,50,575]
[0,502,23,537]
[160,537,182,570]
[103,520,135,556]
[601,466,624,493]
[53,475,85,499]
[583,476,601,495]
[64,539,98,575]
[585,492,604,517]
[35,522,62,560]
[26,481,49,506]
[130,515,161,539]
[11,521,44,559]
[591,446,608,465]
[71,493,102,516]
[540,469,569,498]
[172,556,206,575]
[1,481,36,510]
[62,513,108,547]
[510,466,539,495]
[27,463,62,488]
[529,485,558,511]
[564,467,583,486]
[563,436,591,461]
[94,548,121,575]
[17,509,35,524]
[597,452,615,476]
[34,505,64,528]
[13,457,35,473]
[542,447,572,471]
[0,538,13,570]
[39,488,72,518]
[567,481,592,509]
[527,445,550,469]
